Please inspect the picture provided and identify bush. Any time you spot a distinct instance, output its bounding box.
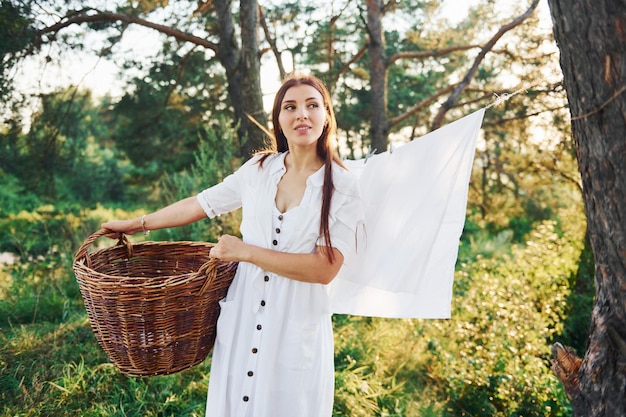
[426,207,584,416]
[0,170,41,214]
[332,206,585,416]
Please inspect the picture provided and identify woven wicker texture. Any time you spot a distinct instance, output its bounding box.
[73,229,238,376]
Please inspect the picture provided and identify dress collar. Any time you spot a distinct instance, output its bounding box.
[269,151,325,187]
[308,164,325,187]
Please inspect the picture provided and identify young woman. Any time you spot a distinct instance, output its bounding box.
[102,73,365,417]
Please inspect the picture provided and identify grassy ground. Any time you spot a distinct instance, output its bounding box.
[1,311,211,416]
[0,206,585,416]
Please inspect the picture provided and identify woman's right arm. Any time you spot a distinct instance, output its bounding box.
[101,196,207,235]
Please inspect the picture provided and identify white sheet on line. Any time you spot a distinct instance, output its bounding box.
[329,108,485,319]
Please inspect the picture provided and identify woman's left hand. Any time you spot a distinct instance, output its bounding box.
[210,234,249,262]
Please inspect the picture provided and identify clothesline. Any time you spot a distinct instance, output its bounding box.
[348,87,526,166]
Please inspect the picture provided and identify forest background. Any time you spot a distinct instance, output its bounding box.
[0,0,594,416]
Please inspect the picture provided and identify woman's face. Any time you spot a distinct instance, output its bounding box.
[277,84,328,151]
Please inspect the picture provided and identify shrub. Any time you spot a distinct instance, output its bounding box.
[332,206,584,416]
[152,118,242,243]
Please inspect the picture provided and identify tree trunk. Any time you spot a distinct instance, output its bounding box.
[239,0,267,156]
[547,1,626,416]
[366,0,388,154]
[214,0,266,158]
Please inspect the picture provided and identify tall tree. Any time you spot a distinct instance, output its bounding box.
[253,1,576,232]
[0,0,34,112]
[360,0,542,153]
[210,0,266,156]
[6,0,266,157]
[547,1,626,416]
[5,0,577,229]
[365,0,388,153]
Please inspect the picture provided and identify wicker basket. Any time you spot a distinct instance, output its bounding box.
[73,229,238,377]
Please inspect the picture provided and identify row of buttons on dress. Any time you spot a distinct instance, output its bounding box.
[272,214,283,246]
[242,212,284,404]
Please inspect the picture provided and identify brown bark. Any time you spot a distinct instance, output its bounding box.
[214,0,266,158]
[365,0,388,154]
[239,0,267,156]
[547,0,626,415]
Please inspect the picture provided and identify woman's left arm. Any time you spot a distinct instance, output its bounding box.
[210,234,343,285]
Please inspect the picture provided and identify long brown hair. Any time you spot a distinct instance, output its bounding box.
[259,73,345,262]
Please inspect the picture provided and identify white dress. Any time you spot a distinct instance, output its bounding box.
[197,152,364,417]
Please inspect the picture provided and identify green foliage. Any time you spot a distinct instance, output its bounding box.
[0,246,78,326]
[0,88,128,206]
[110,48,228,178]
[333,315,444,416]
[151,117,242,243]
[332,206,585,416]
[0,199,588,416]
[0,205,75,257]
[0,1,594,415]
[0,116,243,414]
[0,0,35,99]
[0,313,212,417]
[0,203,142,327]
[433,207,584,416]
[0,1,33,56]
[0,202,212,416]
[556,232,594,356]
[0,169,41,214]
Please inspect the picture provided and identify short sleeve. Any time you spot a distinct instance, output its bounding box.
[196,156,261,218]
[317,173,366,266]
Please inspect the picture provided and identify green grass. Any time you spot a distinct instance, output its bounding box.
[0,205,586,416]
[0,312,211,416]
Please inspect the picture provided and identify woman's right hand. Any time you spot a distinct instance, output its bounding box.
[101,218,142,238]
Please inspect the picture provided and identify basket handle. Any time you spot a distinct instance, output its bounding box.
[197,257,220,296]
[74,229,133,269]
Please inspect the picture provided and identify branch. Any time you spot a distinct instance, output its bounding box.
[551,342,584,404]
[193,0,213,16]
[553,163,584,194]
[258,5,286,80]
[452,89,515,108]
[482,105,569,125]
[323,1,369,91]
[388,84,455,127]
[326,2,352,76]
[431,0,541,129]
[388,44,482,65]
[36,9,218,52]
[328,44,369,92]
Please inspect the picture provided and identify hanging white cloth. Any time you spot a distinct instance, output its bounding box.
[329,108,485,319]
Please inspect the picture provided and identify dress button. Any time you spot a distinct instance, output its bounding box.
[275,228,281,234]
[248,371,254,377]
[243,396,249,402]
[278,214,283,221]
[252,348,258,354]
[257,324,262,330]
[272,239,278,246]
[264,275,270,282]
[260,300,266,307]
